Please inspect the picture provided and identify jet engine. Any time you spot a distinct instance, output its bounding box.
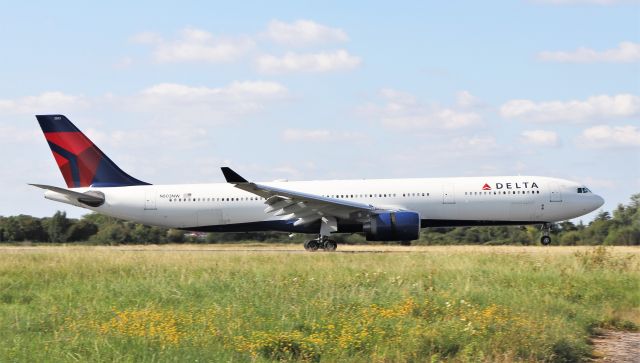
[363,211,420,241]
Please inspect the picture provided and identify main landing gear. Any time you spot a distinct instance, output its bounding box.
[304,235,337,252]
[304,216,338,252]
[540,223,552,246]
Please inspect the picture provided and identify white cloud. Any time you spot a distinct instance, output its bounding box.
[132,27,254,63]
[360,89,483,130]
[451,136,497,152]
[256,50,361,73]
[500,94,640,123]
[139,81,287,99]
[520,130,560,146]
[0,126,40,143]
[578,124,640,148]
[128,81,288,123]
[538,41,640,63]
[282,129,366,142]
[264,19,348,46]
[456,90,481,108]
[0,91,88,114]
[282,129,330,141]
[86,127,209,152]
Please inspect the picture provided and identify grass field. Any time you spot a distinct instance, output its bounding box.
[0,245,638,362]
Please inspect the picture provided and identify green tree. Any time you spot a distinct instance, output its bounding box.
[560,231,581,245]
[66,220,98,241]
[166,229,185,243]
[558,220,577,232]
[130,224,167,244]
[594,211,611,221]
[91,224,130,245]
[47,211,70,243]
[16,215,47,241]
[604,226,640,245]
[2,217,24,241]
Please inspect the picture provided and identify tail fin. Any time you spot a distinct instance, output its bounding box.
[36,114,150,188]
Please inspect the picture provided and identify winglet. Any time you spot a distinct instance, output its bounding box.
[221,167,248,183]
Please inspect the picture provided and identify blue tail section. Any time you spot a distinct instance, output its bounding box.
[36,114,150,188]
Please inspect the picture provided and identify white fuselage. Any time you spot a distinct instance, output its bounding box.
[44,175,604,234]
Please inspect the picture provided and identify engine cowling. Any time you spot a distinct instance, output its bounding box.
[363,211,420,241]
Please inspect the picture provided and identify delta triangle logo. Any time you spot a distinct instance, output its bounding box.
[482,183,491,190]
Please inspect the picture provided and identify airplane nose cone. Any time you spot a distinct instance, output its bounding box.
[593,195,605,210]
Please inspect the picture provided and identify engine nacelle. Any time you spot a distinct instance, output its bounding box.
[363,211,420,241]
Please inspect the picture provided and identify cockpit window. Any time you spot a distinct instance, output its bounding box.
[577,187,592,194]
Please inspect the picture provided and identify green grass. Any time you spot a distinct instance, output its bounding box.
[0,245,638,362]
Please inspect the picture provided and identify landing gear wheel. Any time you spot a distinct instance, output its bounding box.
[324,239,337,251]
[304,240,319,251]
[540,236,551,246]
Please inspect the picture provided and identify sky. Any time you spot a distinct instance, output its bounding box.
[0,0,639,222]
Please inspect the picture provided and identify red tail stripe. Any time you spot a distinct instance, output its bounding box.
[44,132,94,154]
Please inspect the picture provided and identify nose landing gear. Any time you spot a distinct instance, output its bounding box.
[540,223,552,245]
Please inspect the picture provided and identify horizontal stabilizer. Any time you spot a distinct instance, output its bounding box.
[29,184,105,207]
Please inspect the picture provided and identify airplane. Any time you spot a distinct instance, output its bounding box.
[31,114,605,250]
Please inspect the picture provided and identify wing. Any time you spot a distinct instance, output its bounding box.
[221,167,383,226]
[29,184,105,207]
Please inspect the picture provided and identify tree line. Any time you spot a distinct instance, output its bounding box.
[1,194,638,245]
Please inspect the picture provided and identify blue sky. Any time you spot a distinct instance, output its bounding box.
[1,0,639,221]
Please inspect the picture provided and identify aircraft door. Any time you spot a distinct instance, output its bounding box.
[549,183,562,203]
[442,184,456,204]
[144,188,157,210]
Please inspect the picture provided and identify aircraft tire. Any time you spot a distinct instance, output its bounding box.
[304,239,320,251]
[303,240,314,251]
[540,236,551,246]
[325,239,337,251]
